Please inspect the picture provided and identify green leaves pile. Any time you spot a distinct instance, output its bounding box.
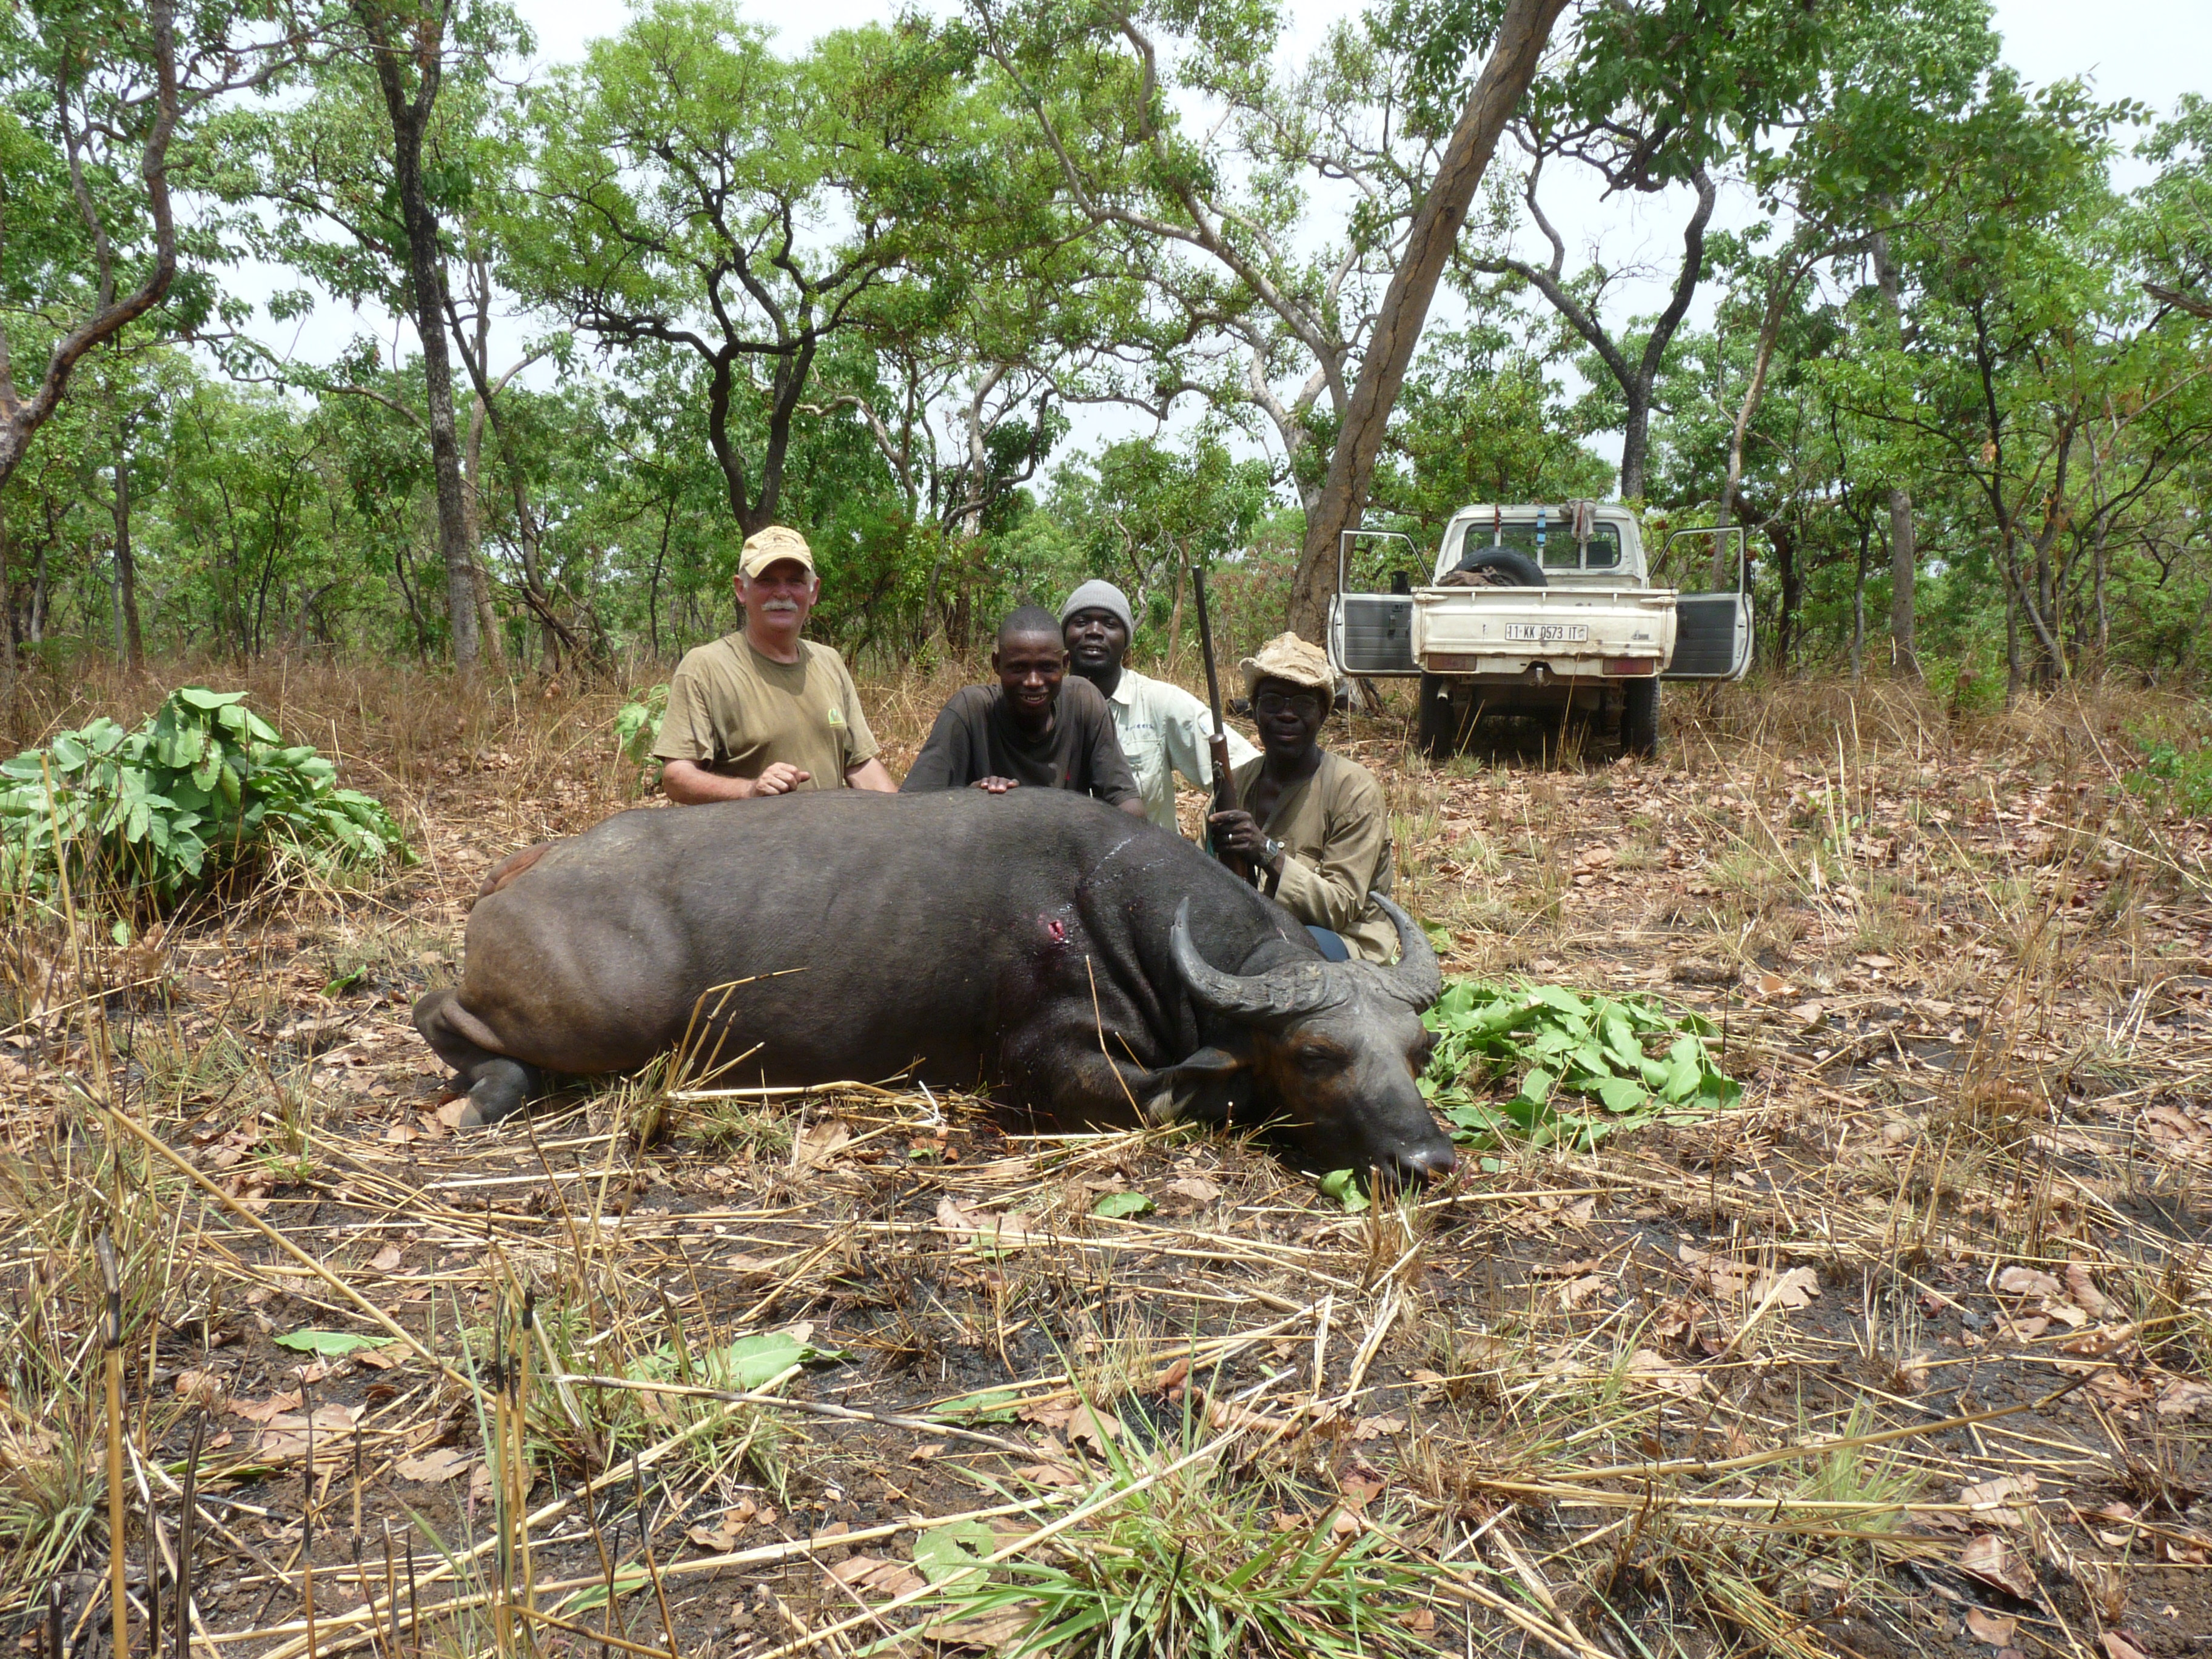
[1421,978,1741,1150]
[0,688,408,907]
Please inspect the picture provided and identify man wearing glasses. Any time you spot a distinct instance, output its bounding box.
[1204,632,1400,965]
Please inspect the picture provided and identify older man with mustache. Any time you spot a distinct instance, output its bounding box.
[655,526,897,802]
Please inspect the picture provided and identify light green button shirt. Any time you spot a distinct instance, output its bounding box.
[1101,668,1261,836]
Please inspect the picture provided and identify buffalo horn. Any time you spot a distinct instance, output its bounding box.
[1169,899,1341,1022]
[1372,894,1443,1009]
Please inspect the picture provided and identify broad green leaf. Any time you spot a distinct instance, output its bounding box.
[176,688,247,711]
[1318,1168,1370,1213]
[272,1329,387,1356]
[1091,1191,1155,1219]
[686,1330,846,1391]
[1590,1075,1650,1114]
[1532,985,1590,1019]
[913,1518,998,1586]
[927,1388,1021,1423]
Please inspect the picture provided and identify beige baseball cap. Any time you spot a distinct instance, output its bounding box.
[739,525,816,579]
[1239,631,1335,697]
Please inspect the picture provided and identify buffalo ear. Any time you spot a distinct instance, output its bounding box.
[1144,1046,1250,1127]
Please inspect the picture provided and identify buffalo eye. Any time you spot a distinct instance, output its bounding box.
[1295,1046,1350,1077]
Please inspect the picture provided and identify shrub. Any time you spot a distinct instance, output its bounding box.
[613,683,668,788]
[0,687,409,908]
[2128,737,2212,817]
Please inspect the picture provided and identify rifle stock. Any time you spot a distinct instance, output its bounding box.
[1190,565,1255,884]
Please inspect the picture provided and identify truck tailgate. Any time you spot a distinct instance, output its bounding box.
[1413,588,1675,670]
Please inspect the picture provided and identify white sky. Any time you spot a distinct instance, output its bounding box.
[236,0,2211,475]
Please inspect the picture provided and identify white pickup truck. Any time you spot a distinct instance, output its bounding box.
[1327,502,1752,757]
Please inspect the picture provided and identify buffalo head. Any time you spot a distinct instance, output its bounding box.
[1162,896,1455,1187]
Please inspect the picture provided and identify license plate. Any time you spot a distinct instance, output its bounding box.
[1502,623,1589,642]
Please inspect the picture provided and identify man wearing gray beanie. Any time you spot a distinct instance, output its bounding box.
[1061,579,1258,837]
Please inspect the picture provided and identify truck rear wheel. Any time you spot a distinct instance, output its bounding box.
[1621,678,1660,757]
[1417,672,1461,759]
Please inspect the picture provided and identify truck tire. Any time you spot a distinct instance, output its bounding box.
[1450,548,1547,587]
[1621,678,1660,757]
[1417,672,1461,759]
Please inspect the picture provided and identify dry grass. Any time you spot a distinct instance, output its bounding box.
[1,654,2209,1658]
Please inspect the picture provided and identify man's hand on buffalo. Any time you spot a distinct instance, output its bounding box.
[660,757,813,803]
[1207,808,1285,877]
[749,761,811,796]
[972,775,1021,795]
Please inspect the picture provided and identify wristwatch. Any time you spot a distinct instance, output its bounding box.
[1261,836,1285,868]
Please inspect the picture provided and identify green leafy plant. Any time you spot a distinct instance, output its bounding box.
[0,688,408,907]
[2127,737,2212,816]
[614,684,668,772]
[1421,977,1740,1149]
[919,1396,1439,1657]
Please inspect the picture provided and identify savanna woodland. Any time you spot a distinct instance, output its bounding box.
[4,0,2211,1655]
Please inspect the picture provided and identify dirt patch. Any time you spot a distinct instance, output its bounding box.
[2,663,2209,1657]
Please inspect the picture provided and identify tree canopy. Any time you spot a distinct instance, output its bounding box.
[1,0,2204,699]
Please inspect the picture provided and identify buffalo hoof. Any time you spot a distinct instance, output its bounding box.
[455,1059,540,1130]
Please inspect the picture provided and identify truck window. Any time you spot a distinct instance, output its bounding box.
[1452,520,1623,572]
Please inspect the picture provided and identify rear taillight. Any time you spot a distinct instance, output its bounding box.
[1603,657,1657,675]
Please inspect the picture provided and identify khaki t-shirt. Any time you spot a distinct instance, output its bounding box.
[652,633,879,789]
[1231,749,1398,964]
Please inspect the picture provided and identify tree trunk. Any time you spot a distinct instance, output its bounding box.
[1851,526,1870,682]
[0,510,16,742]
[0,508,15,681]
[354,0,478,674]
[2003,548,2021,705]
[1166,559,1187,673]
[112,443,143,672]
[0,0,182,495]
[1870,229,1919,677]
[1773,520,1800,672]
[1714,269,1796,589]
[1286,0,1569,638]
[460,378,507,673]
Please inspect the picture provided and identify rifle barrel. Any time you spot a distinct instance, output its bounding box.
[1192,566,1226,723]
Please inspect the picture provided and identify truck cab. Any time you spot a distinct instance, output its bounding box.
[1328,503,1753,757]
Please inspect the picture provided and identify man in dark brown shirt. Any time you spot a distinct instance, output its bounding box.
[901,607,1146,814]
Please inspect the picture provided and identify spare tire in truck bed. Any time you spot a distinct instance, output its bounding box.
[1440,548,1546,588]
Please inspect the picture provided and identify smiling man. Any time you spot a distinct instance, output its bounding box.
[654,526,897,802]
[1060,578,1256,838]
[900,606,1145,815]
[1205,632,1398,964]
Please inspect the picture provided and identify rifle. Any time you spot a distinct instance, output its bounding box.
[1189,563,1255,885]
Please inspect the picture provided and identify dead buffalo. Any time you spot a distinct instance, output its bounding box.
[414,787,1455,1183]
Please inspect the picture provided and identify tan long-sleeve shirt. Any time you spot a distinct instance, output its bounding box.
[1232,750,1398,964]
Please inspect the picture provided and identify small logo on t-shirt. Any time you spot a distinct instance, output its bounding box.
[826,706,845,726]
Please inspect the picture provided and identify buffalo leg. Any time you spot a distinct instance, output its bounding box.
[1001,1034,1174,1129]
[456,1059,540,1130]
[413,990,543,1130]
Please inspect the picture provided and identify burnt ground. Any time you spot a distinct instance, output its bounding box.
[4,665,2211,1659]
